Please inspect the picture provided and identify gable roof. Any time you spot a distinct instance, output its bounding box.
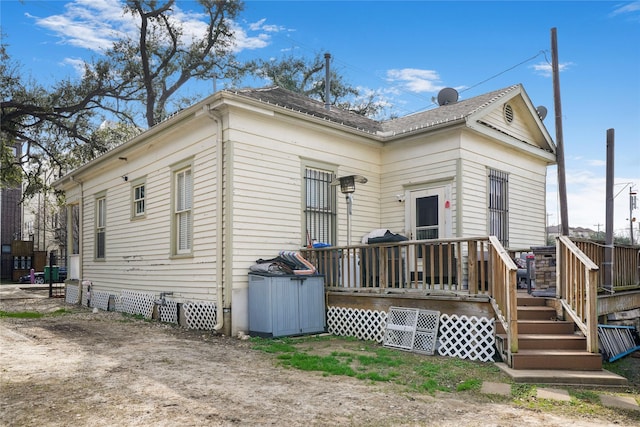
[54,83,555,189]
[381,85,522,136]
[229,85,553,151]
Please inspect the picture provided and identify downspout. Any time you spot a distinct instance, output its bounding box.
[206,106,225,331]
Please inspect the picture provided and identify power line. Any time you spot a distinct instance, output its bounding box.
[262,29,549,115]
[459,51,549,95]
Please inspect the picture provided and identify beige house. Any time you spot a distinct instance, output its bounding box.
[54,84,555,336]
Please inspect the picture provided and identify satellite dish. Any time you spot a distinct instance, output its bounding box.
[536,106,548,120]
[437,87,459,106]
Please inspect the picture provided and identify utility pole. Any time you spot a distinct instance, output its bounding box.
[551,28,569,236]
[604,129,614,292]
[593,223,604,240]
[631,186,637,245]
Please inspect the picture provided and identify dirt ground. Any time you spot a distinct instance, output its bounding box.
[0,286,637,427]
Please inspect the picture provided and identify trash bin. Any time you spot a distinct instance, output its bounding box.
[44,266,60,282]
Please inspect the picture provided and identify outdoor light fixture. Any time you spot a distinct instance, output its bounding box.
[331,175,367,194]
[331,175,368,246]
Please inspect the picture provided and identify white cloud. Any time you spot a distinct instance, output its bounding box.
[386,68,443,93]
[30,0,275,54]
[61,57,87,75]
[610,1,640,19]
[229,21,271,51]
[248,18,286,33]
[531,61,574,77]
[29,0,132,52]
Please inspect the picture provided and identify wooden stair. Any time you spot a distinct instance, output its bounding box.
[496,294,603,371]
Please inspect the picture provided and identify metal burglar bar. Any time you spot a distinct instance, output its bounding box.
[305,168,336,245]
[489,169,509,247]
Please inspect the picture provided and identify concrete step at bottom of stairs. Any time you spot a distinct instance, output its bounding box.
[495,363,628,386]
[510,349,603,371]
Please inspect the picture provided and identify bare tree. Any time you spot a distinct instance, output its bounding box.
[110,0,245,127]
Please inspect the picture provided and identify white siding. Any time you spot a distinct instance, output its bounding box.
[381,131,460,236]
[225,109,382,285]
[56,89,553,334]
[74,115,220,302]
[459,130,547,248]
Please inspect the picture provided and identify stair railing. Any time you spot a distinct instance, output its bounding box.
[488,236,519,355]
[556,235,599,353]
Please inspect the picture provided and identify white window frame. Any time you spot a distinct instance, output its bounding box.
[95,193,106,260]
[131,177,146,219]
[303,162,336,246]
[172,160,194,256]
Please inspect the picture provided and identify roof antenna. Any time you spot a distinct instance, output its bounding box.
[324,53,331,111]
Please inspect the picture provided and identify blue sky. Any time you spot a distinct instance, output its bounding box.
[2,0,639,237]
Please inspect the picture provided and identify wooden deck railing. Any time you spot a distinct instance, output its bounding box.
[302,236,519,353]
[557,236,599,353]
[572,239,640,291]
[487,236,519,354]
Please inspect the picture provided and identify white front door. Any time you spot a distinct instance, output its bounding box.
[409,187,446,241]
[407,186,452,282]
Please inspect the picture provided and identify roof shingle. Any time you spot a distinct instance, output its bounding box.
[229,84,522,137]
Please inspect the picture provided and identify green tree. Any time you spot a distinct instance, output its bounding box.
[248,53,389,118]
[0,43,129,197]
[1,0,247,195]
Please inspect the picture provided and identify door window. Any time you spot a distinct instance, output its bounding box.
[415,195,439,240]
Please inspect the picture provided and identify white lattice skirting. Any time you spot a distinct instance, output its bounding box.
[438,314,495,362]
[183,302,217,330]
[159,300,179,325]
[327,306,387,342]
[65,284,79,304]
[90,290,112,311]
[120,290,155,319]
[69,283,218,329]
[327,306,495,362]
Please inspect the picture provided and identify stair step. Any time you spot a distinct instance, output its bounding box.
[498,333,586,350]
[496,320,575,335]
[516,295,549,307]
[517,306,557,320]
[511,350,603,371]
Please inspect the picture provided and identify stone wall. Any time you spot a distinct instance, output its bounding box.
[532,246,556,290]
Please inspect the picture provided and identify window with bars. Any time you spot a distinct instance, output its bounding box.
[304,167,336,246]
[488,168,509,247]
[95,196,106,259]
[174,167,193,254]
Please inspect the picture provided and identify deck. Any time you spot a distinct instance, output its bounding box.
[302,236,640,373]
